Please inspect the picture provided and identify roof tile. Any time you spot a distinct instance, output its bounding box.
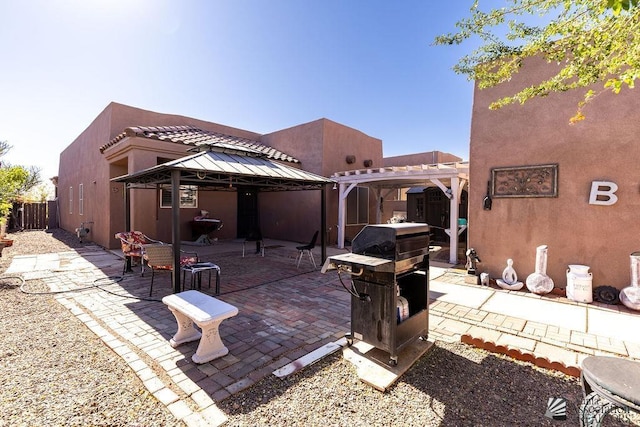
[100,125,299,163]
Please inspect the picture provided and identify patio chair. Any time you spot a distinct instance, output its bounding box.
[296,230,319,269]
[142,243,199,296]
[115,231,163,275]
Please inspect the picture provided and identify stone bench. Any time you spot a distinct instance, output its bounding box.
[579,356,640,426]
[162,290,238,364]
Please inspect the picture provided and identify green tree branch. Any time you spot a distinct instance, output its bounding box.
[0,141,41,219]
[434,0,639,122]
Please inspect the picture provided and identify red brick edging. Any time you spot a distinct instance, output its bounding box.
[460,334,582,378]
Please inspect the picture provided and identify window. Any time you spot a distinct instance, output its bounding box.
[347,186,369,225]
[160,185,198,208]
[78,184,84,215]
[69,186,73,214]
[415,197,424,219]
[397,188,408,201]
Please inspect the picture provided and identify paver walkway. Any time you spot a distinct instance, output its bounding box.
[5,242,640,426]
[429,269,640,375]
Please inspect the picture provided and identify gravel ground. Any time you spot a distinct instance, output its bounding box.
[1,229,638,426]
[0,230,182,427]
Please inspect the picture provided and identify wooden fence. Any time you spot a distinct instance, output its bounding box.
[9,202,49,230]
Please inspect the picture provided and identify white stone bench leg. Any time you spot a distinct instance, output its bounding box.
[167,307,202,347]
[192,319,228,364]
[162,290,238,364]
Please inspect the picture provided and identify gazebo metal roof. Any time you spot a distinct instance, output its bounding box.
[113,148,330,191]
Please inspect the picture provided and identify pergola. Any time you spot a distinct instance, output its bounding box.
[112,145,333,293]
[331,162,470,264]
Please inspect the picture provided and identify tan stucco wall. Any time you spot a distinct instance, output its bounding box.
[59,103,385,248]
[260,119,383,243]
[384,151,462,167]
[108,102,262,142]
[59,102,260,249]
[58,104,114,247]
[469,55,640,290]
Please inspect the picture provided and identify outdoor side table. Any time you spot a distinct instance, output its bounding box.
[579,356,640,426]
[181,262,221,295]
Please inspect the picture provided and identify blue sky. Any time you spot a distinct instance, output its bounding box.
[0,0,497,182]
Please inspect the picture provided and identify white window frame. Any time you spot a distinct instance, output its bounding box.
[78,183,84,215]
[160,185,198,209]
[346,186,369,225]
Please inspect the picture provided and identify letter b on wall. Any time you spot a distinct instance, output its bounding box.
[589,181,618,206]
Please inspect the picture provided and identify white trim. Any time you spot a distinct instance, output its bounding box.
[333,162,469,265]
[79,183,84,216]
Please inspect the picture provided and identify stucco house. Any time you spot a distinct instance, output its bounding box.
[58,102,460,253]
[58,102,386,249]
[468,55,640,291]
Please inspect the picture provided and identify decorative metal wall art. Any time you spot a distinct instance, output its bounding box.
[491,164,558,198]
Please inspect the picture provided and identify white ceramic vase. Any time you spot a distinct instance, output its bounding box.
[526,245,554,295]
[620,252,640,311]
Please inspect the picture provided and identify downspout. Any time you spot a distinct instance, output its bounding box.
[321,185,326,263]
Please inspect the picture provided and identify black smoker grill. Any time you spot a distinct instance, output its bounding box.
[322,223,429,365]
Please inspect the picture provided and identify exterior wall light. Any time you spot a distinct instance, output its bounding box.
[483,181,492,210]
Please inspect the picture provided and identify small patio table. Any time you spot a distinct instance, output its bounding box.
[181,262,221,295]
[579,356,640,426]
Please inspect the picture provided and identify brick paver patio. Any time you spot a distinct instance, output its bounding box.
[6,240,640,426]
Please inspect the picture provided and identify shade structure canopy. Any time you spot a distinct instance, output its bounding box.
[112,145,333,293]
[331,161,469,264]
[113,147,332,191]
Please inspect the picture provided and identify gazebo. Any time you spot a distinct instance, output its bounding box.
[331,162,470,264]
[113,144,333,293]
